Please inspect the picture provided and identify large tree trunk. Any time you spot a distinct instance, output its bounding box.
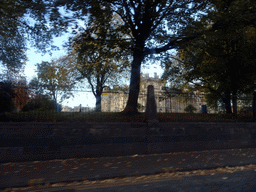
[122,51,144,114]
[222,93,232,114]
[253,90,256,121]
[52,89,58,111]
[95,93,101,112]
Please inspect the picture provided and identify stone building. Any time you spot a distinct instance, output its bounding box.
[101,85,129,112]
[62,105,92,112]
[101,73,209,113]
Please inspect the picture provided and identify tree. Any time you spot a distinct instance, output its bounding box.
[13,78,30,112]
[69,6,131,112]
[21,94,58,112]
[0,0,68,72]
[109,0,211,114]
[52,0,211,114]
[160,54,189,92]
[36,56,77,109]
[22,77,60,112]
[28,77,42,100]
[176,0,256,115]
[0,68,30,112]
[0,81,16,113]
[1,0,28,71]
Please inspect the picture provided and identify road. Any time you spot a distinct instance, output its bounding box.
[66,170,256,192]
[6,166,256,192]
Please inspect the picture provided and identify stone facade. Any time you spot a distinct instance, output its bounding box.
[101,87,129,112]
[101,73,209,113]
[62,105,92,112]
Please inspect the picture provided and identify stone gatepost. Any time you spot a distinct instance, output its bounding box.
[145,85,160,154]
[145,85,159,126]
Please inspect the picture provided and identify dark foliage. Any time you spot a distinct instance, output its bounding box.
[22,95,59,112]
[0,81,16,113]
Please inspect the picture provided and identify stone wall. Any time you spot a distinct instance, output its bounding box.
[1,122,256,163]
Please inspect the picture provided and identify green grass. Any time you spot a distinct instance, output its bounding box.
[0,111,254,122]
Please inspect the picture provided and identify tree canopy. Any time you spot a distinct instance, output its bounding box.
[69,7,131,111]
[173,0,256,114]
[0,0,72,72]
[13,78,30,111]
[36,56,77,107]
[5,0,256,114]
[1,0,212,113]
[0,81,16,113]
[59,0,210,114]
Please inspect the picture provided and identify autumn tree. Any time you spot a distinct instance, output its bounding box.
[36,56,77,109]
[69,3,131,112]
[0,67,30,112]
[176,0,256,115]
[22,77,58,112]
[13,78,30,111]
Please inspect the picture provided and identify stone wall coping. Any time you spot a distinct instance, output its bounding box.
[160,122,256,125]
[1,122,256,130]
[0,122,133,124]
[0,122,256,125]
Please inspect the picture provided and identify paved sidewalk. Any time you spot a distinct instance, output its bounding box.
[1,148,256,189]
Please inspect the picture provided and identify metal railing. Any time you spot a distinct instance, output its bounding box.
[101,90,254,114]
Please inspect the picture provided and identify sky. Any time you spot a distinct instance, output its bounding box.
[23,34,164,109]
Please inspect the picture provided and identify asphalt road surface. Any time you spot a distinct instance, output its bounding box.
[2,148,256,192]
[12,167,256,192]
[73,170,256,192]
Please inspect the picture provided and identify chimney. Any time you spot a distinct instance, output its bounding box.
[145,73,149,79]
[154,72,157,79]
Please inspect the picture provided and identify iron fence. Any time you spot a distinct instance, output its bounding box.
[101,90,254,114]
[1,77,254,114]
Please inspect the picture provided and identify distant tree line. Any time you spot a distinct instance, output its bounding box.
[0,78,61,113]
[1,0,256,116]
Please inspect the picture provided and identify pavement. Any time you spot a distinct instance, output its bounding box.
[1,148,256,191]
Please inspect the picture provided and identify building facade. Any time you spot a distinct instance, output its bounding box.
[62,105,93,112]
[101,73,210,113]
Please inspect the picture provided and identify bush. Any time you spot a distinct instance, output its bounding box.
[239,107,252,114]
[22,95,57,112]
[21,100,40,112]
[184,104,197,113]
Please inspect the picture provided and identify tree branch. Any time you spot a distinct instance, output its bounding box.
[144,33,203,56]
[87,76,96,97]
